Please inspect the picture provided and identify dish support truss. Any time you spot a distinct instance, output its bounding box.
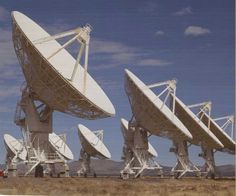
[12,84,69,177]
[172,101,214,178]
[189,101,218,178]
[213,115,234,140]
[77,130,104,177]
[199,113,235,178]
[170,140,200,179]
[120,118,162,179]
[33,24,92,92]
[13,21,108,120]
[139,79,201,178]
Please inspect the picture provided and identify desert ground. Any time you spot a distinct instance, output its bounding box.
[0,176,234,196]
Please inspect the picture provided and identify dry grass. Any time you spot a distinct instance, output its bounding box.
[0,177,234,195]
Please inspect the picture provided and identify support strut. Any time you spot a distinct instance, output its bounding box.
[77,149,96,177]
[120,119,162,179]
[170,140,200,179]
[199,145,216,179]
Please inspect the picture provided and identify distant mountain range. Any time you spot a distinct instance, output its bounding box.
[0,159,235,177]
[68,159,235,177]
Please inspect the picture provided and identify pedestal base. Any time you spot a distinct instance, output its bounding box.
[7,164,17,177]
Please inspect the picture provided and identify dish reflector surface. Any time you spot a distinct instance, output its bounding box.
[49,132,74,160]
[12,11,115,119]
[201,113,235,153]
[78,124,111,159]
[4,134,27,161]
[124,69,192,140]
[173,96,223,149]
[121,118,158,157]
[147,142,158,157]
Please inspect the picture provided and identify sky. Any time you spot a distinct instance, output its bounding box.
[0,0,234,167]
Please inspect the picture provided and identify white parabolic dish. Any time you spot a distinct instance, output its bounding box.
[78,124,111,159]
[124,69,192,140]
[12,11,115,119]
[200,112,235,153]
[121,118,158,157]
[49,133,74,160]
[4,134,27,161]
[173,95,224,149]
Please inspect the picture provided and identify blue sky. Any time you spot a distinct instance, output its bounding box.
[0,0,234,166]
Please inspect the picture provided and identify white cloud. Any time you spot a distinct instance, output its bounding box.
[90,39,136,55]
[155,30,165,36]
[0,6,10,22]
[89,38,171,70]
[0,13,171,77]
[136,59,172,67]
[174,6,193,16]
[184,26,211,36]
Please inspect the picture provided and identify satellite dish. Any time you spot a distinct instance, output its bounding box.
[124,69,192,140]
[49,132,74,160]
[124,69,205,179]
[12,11,115,119]
[200,113,235,154]
[172,96,224,179]
[120,118,162,179]
[4,134,27,161]
[11,11,115,177]
[78,124,111,159]
[173,96,223,149]
[77,124,111,177]
[121,118,158,157]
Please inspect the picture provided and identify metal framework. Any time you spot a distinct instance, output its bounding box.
[146,79,177,114]
[170,140,200,178]
[125,77,201,179]
[148,80,202,178]
[189,102,218,178]
[152,81,201,178]
[199,145,216,179]
[4,138,25,177]
[33,24,92,88]
[214,115,234,139]
[12,20,109,119]
[199,113,235,169]
[11,85,70,177]
[77,130,104,177]
[120,118,162,179]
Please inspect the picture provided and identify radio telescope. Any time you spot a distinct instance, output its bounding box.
[124,69,196,179]
[4,134,27,177]
[172,96,224,178]
[45,132,74,176]
[11,11,115,176]
[120,118,162,179]
[200,113,235,154]
[77,124,111,177]
[49,133,74,161]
